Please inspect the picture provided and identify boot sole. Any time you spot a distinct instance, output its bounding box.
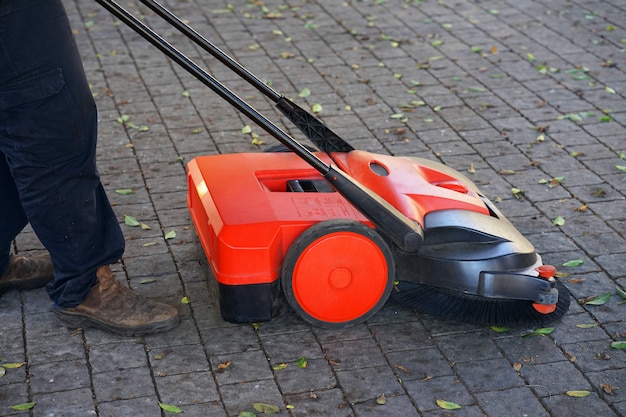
[53,308,181,337]
[0,275,53,295]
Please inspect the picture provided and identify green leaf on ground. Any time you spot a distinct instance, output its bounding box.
[489,325,509,333]
[584,292,612,306]
[611,341,626,350]
[159,402,183,413]
[566,390,591,397]
[115,189,134,195]
[1,362,26,369]
[562,258,584,267]
[164,230,176,240]
[124,215,140,227]
[296,356,308,369]
[523,327,555,337]
[10,402,36,411]
[553,216,565,226]
[298,87,311,98]
[252,403,280,414]
[436,399,462,410]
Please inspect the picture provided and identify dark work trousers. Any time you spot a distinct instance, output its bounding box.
[0,0,125,307]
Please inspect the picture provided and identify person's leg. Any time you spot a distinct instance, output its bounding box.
[0,0,124,306]
[0,151,53,294]
[0,152,27,274]
[0,0,178,335]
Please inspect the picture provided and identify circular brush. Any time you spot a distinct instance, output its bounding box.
[389,280,571,327]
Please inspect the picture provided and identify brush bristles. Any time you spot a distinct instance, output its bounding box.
[389,280,571,327]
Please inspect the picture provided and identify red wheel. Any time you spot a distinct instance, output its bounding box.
[281,219,395,328]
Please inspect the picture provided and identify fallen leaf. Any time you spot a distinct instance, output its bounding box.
[217,360,232,369]
[562,258,584,267]
[395,364,411,374]
[238,412,256,417]
[523,327,555,338]
[159,402,183,413]
[153,349,171,360]
[564,351,576,362]
[553,216,565,226]
[616,286,626,300]
[436,399,462,410]
[611,341,626,350]
[298,88,311,98]
[489,325,509,333]
[1,362,26,369]
[513,363,522,371]
[296,356,308,369]
[124,215,140,227]
[576,323,597,329]
[164,230,176,240]
[10,402,35,411]
[241,125,252,134]
[252,402,280,414]
[583,292,612,306]
[565,390,591,398]
[115,189,134,195]
[376,393,387,405]
[600,383,616,394]
[181,296,190,304]
[272,363,288,371]
[311,103,322,113]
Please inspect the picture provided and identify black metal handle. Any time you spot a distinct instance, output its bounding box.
[94,0,423,251]
[135,0,353,153]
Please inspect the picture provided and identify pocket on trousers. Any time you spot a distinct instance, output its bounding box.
[0,68,65,110]
[0,67,90,161]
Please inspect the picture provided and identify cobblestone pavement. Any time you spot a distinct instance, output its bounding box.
[1,0,625,416]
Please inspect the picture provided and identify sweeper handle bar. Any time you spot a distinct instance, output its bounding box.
[95,0,423,252]
[137,0,354,154]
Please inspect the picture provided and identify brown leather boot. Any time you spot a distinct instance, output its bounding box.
[53,265,180,336]
[0,253,54,295]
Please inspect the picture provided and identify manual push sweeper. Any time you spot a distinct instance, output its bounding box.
[97,0,570,329]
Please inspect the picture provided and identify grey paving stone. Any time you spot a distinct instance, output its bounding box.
[29,359,90,395]
[404,374,475,413]
[477,386,550,417]
[92,367,157,402]
[31,387,96,417]
[219,379,288,417]
[560,339,626,373]
[284,388,352,417]
[454,357,526,393]
[385,347,455,381]
[97,396,162,417]
[321,337,388,371]
[210,349,272,386]
[435,330,502,363]
[520,360,592,397]
[155,371,220,406]
[259,330,324,364]
[542,392,620,417]
[335,364,404,405]
[352,394,420,417]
